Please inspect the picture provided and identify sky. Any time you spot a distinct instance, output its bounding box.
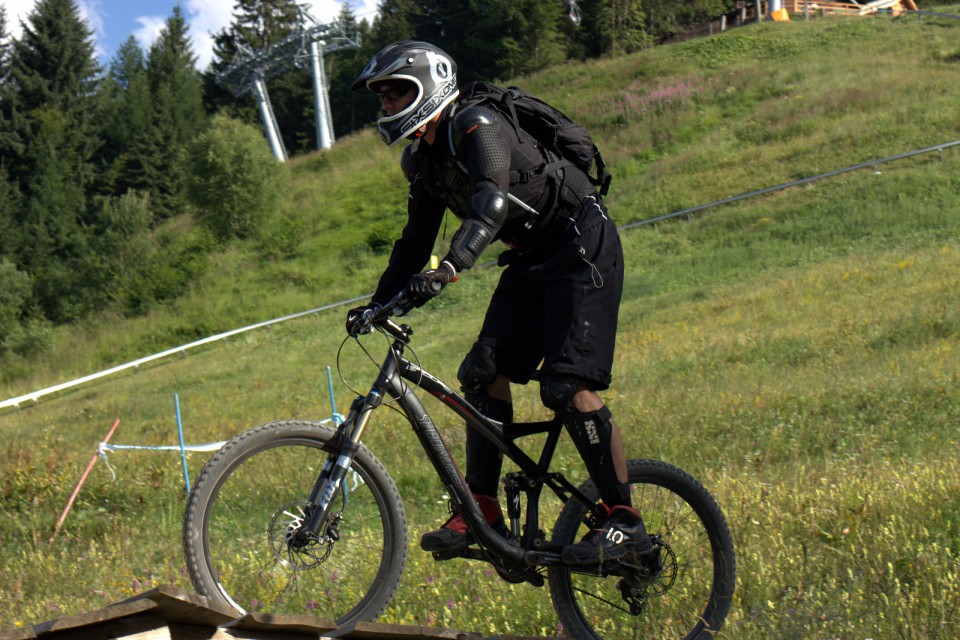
[3,0,378,71]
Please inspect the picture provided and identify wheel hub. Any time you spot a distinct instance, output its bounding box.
[268,501,336,570]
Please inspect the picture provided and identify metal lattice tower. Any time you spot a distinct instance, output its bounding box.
[215,5,360,161]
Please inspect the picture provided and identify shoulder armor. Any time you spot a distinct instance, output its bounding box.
[452,105,501,148]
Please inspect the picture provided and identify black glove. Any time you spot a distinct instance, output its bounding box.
[407,261,457,307]
[345,302,381,336]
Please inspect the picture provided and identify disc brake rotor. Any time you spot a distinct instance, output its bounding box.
[268,500,337,570]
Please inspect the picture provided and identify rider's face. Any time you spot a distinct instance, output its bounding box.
[375,82,416,116]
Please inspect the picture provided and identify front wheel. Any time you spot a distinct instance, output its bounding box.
[182,420,407,625]
[549,459,735,640]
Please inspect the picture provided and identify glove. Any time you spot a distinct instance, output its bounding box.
[345,302,381,336]
[406,260,457,307]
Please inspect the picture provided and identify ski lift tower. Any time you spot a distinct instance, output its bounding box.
[215,5,360,161]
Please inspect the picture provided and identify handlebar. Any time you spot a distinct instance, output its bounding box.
[349,291,416,339]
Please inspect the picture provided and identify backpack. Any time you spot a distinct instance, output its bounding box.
[454,81,612,198]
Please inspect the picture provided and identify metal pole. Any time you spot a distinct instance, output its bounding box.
[311,40,334,150]
[252,70,288,161]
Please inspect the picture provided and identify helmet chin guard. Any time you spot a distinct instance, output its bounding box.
[352,41,459,146]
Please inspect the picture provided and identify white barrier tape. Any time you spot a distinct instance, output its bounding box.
[100,442,228,454]
[1,296,370,412]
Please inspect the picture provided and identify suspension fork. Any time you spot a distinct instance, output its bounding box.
[299,347,399,537]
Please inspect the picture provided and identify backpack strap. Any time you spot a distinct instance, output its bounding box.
[592,148,611,198]
[501,89,527,147]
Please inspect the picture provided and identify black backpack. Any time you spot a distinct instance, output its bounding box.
[454,81,611,198]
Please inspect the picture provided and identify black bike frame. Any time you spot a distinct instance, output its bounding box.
[307,316,593,570]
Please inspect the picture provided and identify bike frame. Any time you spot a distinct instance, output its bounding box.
[306,315,594,571]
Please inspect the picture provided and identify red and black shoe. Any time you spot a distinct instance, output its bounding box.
[420,494,507,552]
[562,504,653,566]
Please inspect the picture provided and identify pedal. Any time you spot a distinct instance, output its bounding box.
[431,549,462,562]
[494,564,544,587]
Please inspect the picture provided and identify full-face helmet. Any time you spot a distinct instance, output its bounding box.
[352,41,459,146]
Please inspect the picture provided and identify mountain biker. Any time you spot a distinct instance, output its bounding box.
[347,41,648,566]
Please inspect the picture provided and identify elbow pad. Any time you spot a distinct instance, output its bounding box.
[469,189,507,227]
[446,218,495,271]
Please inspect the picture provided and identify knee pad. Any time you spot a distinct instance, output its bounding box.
[458,341,498,393]
[539,376,579,412]
[561,406,631,506]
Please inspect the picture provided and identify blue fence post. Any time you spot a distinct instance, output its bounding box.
[175,393,191,493]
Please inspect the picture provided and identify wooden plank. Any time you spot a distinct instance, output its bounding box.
[2,585,233,640]
[354,620,483,639]
[19,613,170,640]
[216,611,337,637]
[217,612,485,639]
[0,584,551,640]
[112,585,237,627]
[0,627,38,640]
[16,599,156,636]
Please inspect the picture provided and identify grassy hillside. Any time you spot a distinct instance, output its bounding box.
[2,10,960,637]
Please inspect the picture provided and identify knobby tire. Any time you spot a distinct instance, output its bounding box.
[182,420,407,625]
[548,458,735,640]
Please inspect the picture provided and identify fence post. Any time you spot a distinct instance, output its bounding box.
[51,419,121,544]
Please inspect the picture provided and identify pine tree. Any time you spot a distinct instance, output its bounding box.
[0,6,19,261]
[465,0,566,79]
[326,4,376,137]
[641,0,730,42]
[6,0,102,321]
[595,0,649,55]
[144,5,206,218]
[0,169,16,260]
[0,5,11,83]
[371,0,421,45]
[97,36,153,195]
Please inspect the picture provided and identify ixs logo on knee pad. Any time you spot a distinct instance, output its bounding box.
[584,419,600,445]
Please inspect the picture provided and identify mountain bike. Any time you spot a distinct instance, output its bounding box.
[182,291,736,639]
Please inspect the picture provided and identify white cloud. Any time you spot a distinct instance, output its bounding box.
[5,0,106,59]
[77,0,106,60]
[132,15,166,53]
[182,0,234,70]
[4,0,39,38]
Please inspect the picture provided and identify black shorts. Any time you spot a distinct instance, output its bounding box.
[475,203,624,390]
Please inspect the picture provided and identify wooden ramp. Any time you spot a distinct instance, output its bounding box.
[0,585,553,640]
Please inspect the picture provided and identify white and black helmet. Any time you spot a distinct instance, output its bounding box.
[352,41,459,146]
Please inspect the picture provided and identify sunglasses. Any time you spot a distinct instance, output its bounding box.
[376,84,414,102]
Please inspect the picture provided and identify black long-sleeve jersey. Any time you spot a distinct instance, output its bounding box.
[372,103,596,304]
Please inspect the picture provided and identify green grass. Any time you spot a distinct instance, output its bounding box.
[2,10,960,637]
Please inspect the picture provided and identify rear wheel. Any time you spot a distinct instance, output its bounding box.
[183,420,407,625]
[549,459,735,639]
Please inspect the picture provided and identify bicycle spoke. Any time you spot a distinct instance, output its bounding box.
[184,422,407,624]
